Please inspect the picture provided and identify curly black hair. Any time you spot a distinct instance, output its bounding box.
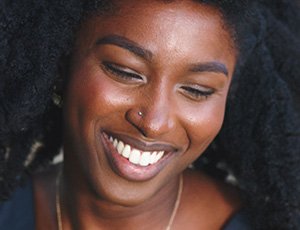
[0,0,299,229]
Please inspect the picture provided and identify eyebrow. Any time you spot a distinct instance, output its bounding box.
[96,34,153,61]
[96,34,228,77]
[189,62,228,77]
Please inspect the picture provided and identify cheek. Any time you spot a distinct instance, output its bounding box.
[183,97,226,154]
[65,62,131,125]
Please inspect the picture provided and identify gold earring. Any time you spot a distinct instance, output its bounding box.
[52,92,63,107]
[52,84,63,107]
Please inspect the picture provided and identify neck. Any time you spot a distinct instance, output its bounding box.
[58,164,182,230]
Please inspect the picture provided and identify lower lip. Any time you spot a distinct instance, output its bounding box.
[100,132,172,181]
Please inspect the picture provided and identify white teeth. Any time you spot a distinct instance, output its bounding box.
[129,149,141,164]
[156,151,164,162]
[116,141,124,154]
[109,136,166,167]
[113,139,118,148]
[122,145,131,158]
[140,151,151,166]
[150,151,157,164]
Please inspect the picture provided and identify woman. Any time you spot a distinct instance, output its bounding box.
[0,0,299,229]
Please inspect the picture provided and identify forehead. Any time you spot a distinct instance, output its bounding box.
[75,0,236,70]
[85,0,229,39]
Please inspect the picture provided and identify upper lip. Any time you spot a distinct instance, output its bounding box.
[102,131,178,153]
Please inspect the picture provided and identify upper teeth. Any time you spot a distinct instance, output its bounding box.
[109,136,165,167]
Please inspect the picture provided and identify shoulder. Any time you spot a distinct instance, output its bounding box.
[176,169,246,230]
[223,210,252,230]
[0,178,34,230]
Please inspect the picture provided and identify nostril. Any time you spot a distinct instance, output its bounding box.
[125,108,147,136]
[126,103,175,138]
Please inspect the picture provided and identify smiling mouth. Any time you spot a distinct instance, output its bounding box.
[100,132,176,181]
[109,136,165,167]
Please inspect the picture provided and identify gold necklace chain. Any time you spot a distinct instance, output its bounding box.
[56,172,183,230]
[55,170,63,230]
[165,173,183,230]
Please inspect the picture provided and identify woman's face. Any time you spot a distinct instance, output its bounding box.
[64,0,237,205]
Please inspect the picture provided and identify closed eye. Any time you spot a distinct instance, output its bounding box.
[180,85,215,101]
[102,61,145,82]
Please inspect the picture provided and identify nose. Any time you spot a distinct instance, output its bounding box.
[125,92,176,138]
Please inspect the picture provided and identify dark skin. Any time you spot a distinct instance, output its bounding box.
[34,0,240,229]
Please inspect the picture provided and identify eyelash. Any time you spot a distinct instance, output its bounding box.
[180,86,215,100]
[102,61,143,81]
[102,62,214,100]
